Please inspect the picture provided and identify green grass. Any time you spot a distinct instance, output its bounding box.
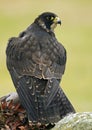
[0,0,92,112]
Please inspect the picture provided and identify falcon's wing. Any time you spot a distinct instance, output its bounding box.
[6,29,66,80]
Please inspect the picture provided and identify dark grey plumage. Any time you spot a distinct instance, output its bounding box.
[6,12,75,125]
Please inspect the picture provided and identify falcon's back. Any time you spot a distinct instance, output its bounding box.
[6,23,66,80]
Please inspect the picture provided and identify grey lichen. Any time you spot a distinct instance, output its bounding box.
[52,112,92,130]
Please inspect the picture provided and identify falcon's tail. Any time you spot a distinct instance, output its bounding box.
[44,78,75,122]
[9,70,75,124]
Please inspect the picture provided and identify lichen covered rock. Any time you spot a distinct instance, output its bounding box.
[53,112,92,130]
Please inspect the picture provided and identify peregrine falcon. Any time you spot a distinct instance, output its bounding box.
[6,12,75,126]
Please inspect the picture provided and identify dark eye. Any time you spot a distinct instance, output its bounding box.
[46,16,50,20]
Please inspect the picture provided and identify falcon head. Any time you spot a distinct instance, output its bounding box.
[34,12,61,32]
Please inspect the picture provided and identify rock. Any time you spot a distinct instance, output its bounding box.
[53,112,92,130]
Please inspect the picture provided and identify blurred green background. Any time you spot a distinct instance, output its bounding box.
[0,0,92,112]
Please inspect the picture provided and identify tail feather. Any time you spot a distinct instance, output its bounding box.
[9,69,75,124]
[17,77,38,121]
[9,70,39,122]
[43,79,75,122]
[44,79,60,108]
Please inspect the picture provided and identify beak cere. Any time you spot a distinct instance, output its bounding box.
[51,16,61,31]
[54,16,61,25]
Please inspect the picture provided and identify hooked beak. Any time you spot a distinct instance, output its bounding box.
[54,16,61,25]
